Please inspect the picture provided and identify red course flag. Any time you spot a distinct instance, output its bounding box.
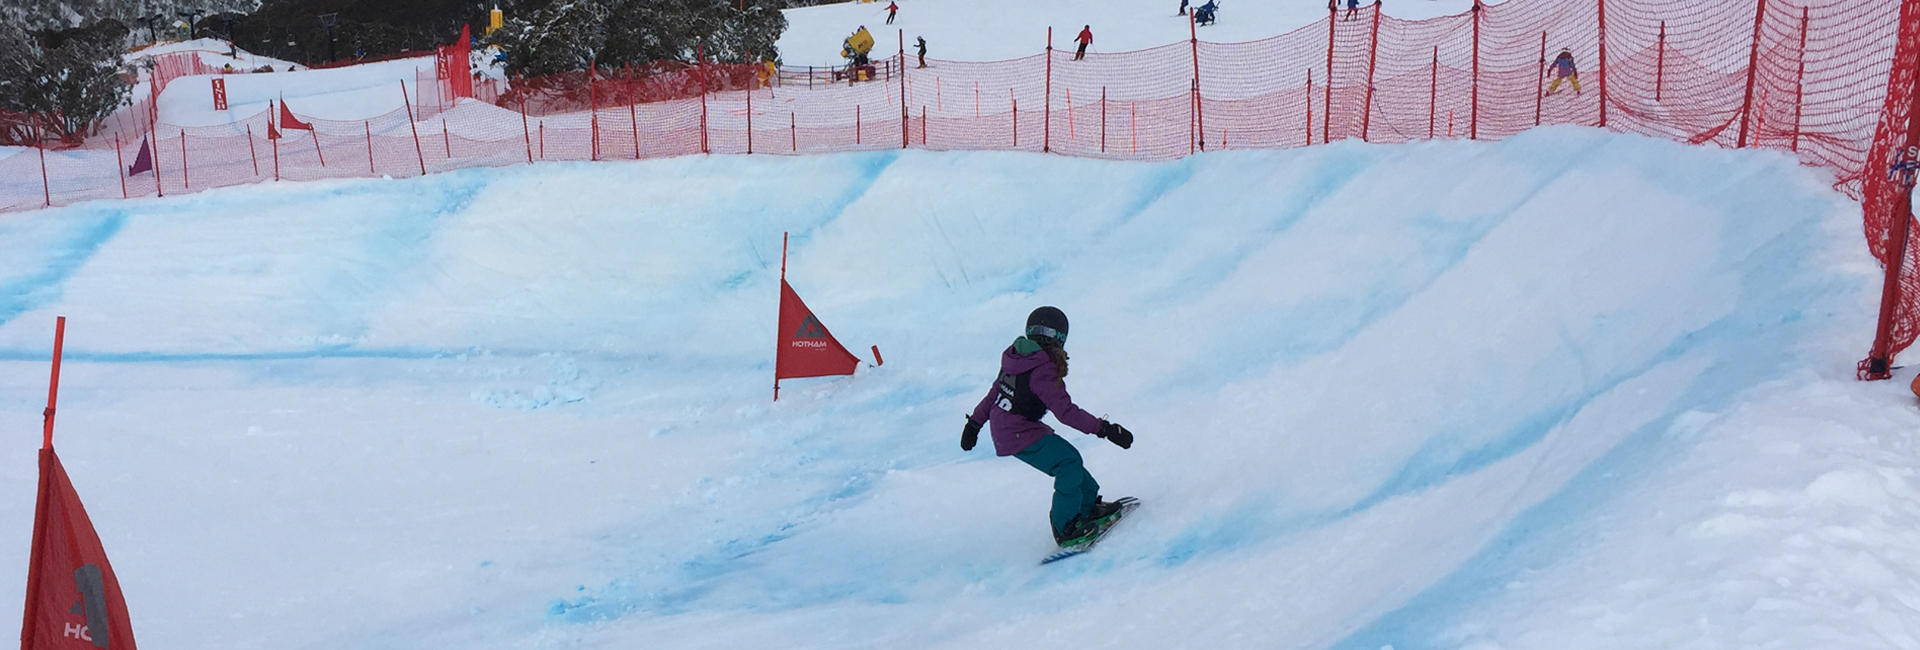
[776,279,861,384]
[278,99,312,131]
[20,450,138,650]
[21,317,137,650]
[773,233,862,400]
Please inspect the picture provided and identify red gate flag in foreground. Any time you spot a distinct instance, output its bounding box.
[20,449,138,650]
[776,278,860,386]
[20,316,138,650]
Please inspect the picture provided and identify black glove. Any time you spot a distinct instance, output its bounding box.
[961,417,982,451]
[1097,421,1133,449]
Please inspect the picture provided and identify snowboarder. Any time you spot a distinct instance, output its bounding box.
[886,1,899,24]
[1547,48,1582,95]
[1345,0,1361,21]
[1073,25,1093,60]
[962,307,1136,547]
[916,36,928,68]
[1194,0,1218,26]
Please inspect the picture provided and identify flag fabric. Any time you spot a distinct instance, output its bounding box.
[126,138,152,176]
[278,100,312,131]
[20,448,137,650]
[775,279,860,382]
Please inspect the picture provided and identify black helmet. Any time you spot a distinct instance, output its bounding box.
[1025,306,1069,346]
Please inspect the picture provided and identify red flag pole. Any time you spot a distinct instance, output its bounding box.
[776,232,788,401]
[42,316,64,450]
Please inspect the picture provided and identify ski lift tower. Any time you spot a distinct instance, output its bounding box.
[319,13,340,63]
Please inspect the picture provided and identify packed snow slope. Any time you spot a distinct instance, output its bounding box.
[0,128,1891,650]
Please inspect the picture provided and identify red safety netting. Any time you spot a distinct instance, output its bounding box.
[4,0,1918,371]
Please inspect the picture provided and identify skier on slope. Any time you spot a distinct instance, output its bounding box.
[962,307,1136,547]
[886,1,899,24]
[1547,48,1582,95]
[916,36,928,68]
[1073,25,1093,60]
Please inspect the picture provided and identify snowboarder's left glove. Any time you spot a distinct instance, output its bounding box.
[961,417,983,451]
[1098,421,1134,449]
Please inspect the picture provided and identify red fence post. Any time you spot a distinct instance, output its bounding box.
[1308,69,1317,145]
[1045,27,1054,153]
[401,81,426,175]
[113,135,127,199]
[1471,0,1482,140]
[1535,32,1548,126]
[748,80,756,154]
[1324,5,1336,143]
[1101,86,1108,153]
[521,97,533,163]
[1192,12,1204,152]
[36,125,49,207]
[181,131,190,189]
[630,102,639,159]
[365,121,375,174]
[699,44,710,155]
[589,61,599,161]
[1428,47,1438,138]
[791,112,797,152]
[443,119,452,159]
[1013,96,1019,147]
[857,104,863,144]
[151,133,164,196]
[246,124,260,176]
[1793,8,1809,152]
[539,122,545,159]
[1737,0,1770,147]
[272,130,280,181]
[899,33,908,149]
[1656,21,1666,102]
[1362,0,1382,142]
[310,126,326,167]
[1597,0,1609,127]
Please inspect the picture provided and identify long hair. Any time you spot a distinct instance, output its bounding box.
[1037,337,1069,382]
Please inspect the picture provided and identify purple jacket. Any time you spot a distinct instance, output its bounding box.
[969,338,1105,456]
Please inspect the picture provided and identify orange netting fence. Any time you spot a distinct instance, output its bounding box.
[4,0,1919,373]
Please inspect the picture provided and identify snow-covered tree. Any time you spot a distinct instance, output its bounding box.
[0,19,132,143]
[488,0,786,77]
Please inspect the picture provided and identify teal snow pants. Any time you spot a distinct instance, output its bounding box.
[1014,434,1100,537]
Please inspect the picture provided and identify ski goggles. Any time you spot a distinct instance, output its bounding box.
[1025,325,1066,343]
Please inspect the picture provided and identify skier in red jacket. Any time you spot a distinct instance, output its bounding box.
[886,1,899,24]
[1073,25,1093,60]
